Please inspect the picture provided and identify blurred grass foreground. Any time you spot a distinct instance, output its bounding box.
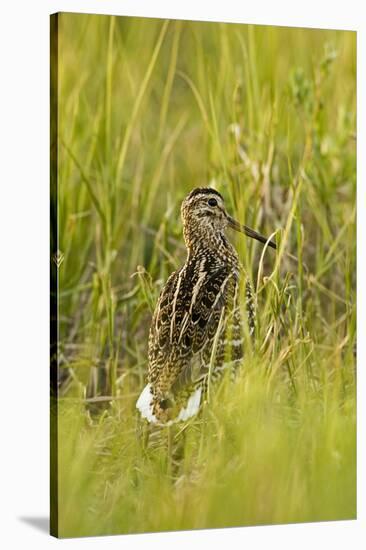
[52,12,356,538]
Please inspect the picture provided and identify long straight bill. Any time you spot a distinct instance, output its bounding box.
[227,216,277,250]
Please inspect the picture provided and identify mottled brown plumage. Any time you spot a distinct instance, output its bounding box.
[136,188,276,425]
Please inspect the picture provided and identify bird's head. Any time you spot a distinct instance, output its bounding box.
[181,187,276,250]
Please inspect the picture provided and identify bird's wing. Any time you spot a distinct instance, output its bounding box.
[147,268,182,387]
[148,262,234,392]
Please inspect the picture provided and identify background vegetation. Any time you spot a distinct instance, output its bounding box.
[54,13,356,537]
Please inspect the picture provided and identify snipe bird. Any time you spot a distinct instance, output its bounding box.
[136,188,276,425]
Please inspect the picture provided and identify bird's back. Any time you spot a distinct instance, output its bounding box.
[138,244,243,423]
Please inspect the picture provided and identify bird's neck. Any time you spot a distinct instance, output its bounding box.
[184,225,239,266]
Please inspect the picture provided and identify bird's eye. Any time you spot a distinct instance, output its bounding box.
[208,198,218,207]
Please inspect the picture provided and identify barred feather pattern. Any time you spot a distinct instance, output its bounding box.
[145,249,252,423]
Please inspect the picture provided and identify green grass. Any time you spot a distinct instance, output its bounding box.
[54,13,356,537]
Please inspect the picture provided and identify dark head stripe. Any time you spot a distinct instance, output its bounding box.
[187,187,224,201]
